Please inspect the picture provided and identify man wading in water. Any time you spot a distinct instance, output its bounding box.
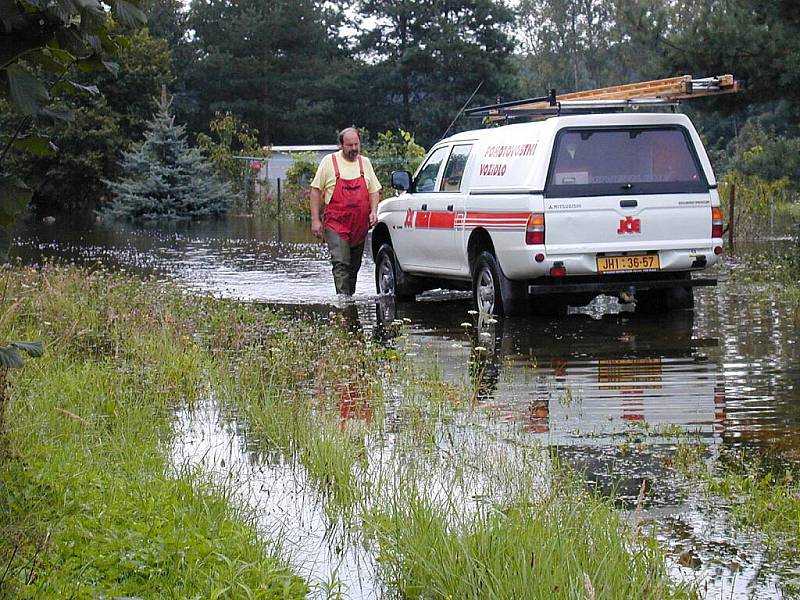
[310,127,382,295]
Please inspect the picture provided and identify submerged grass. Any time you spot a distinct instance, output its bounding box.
[696,454,800,568]
[725,246,800,320]
[362,427,695,599]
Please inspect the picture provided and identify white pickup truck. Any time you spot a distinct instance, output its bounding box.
[371,112,723,315]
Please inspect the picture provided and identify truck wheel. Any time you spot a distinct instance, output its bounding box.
[473,251,504,315]
[375,244,416,301]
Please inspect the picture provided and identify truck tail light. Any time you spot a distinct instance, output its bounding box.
[711,207,723,238]
[526,213,545,245]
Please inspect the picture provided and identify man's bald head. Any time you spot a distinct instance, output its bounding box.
[338,127,361,161]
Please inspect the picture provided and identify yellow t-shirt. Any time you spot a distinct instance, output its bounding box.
[310,151,382,204]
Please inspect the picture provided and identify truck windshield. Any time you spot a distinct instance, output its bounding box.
[546,127,708,198]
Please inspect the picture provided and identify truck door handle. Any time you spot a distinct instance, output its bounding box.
[421,204,427,210]
[620,199,638,208]
[447,204,454,211]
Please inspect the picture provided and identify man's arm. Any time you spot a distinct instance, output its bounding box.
[310,187,324,239]
[368,190,380,228]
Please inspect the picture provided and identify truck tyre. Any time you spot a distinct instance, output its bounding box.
[375,244,416,301]
[472,251,532,316]
[473,251,502,315]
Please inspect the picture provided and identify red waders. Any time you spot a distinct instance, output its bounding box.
[323,155,371,295]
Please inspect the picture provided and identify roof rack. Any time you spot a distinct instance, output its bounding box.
[465,74,743,121]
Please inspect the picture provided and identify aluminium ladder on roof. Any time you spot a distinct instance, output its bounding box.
[465,74,743,120]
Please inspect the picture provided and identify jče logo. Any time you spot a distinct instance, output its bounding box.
[617,216,641,234]
[404,208,415,228]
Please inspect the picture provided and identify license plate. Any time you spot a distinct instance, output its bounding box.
[596,254,660,273]
[598,358,662,384]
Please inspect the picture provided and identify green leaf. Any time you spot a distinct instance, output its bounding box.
[85,35,102,54]
[76,53,118,75]
[112,0,147,27]
[10,341,44,358]
[11,134,58,156]
[28,48,70,75]
[0,347,24,369]
[75,0,108,34]
[6,64,49,116]
[98,30,120,54]
[0,173,33,227]
[55,28,86,56]
[75,0,104,13]
[47,46,76,64]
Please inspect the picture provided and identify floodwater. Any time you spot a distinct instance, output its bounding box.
[12,215,800,599]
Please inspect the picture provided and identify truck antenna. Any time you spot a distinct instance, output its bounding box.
[440,81,484,141]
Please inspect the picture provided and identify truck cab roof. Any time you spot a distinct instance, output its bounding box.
[435,113,716,193]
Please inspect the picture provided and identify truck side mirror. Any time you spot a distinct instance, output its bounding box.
[391,170,412,191]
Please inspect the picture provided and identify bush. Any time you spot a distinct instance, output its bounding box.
[196,112,269,214]
[719,171,796,239]
[257,152,316,221]
[365,129,427,196]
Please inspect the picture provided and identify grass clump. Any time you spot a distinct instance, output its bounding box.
[367,469,693,599]
[213,312,382,515]
[0,264,307,598]
[703,457,800,566]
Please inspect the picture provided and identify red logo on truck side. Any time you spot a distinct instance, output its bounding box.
[617,216,641,234]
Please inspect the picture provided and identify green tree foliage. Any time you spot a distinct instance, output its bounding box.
[101,92,230,221]
[516,0,663,96]
[285,152,318,188]
[657,0,800,185]
[197,112,268,191]
[143,0,188,49]
[181,0,354,144]
[99,28,175,143]
[364,129,426,194]
[5,29,174,215]
[0,0,146,261]
[661,0,800,116]
[355,0,518,147]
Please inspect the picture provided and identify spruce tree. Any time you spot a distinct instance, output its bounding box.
[102,91,231,222]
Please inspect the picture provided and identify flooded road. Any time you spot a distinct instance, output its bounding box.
[13,216,800,598]
[13,217,378,303]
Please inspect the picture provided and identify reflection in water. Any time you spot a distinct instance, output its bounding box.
[172,402,380,599]
[371,295,792,599]
[375,299,724,494]
[13,216,800,599]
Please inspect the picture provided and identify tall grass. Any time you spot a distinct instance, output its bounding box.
[368,478,692,599]
[0,265,307,598]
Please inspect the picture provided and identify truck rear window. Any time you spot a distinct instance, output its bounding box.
[546,127,708,198]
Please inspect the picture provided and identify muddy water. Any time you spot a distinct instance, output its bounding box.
[13,216,800,598]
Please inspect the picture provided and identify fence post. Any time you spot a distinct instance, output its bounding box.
[277,178,281,217]
[242,165,250,213]
[728,183,735,252]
